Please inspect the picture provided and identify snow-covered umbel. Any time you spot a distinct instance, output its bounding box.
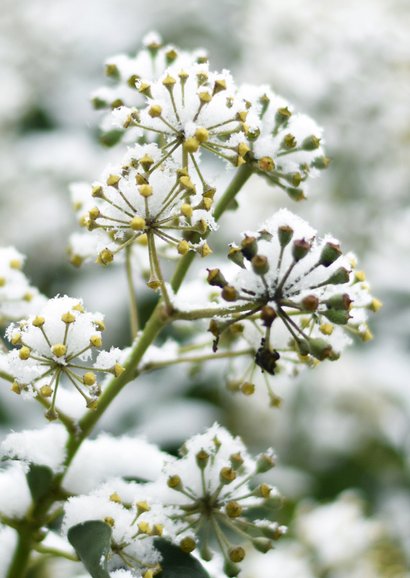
[0,247,45,324]
[91,32,328,204]
[206,209,379,400]
[6,296,124,419]
[78,143,216,271]
[151,423,284,576]
[93,31,209,145]
[239,85,327,200]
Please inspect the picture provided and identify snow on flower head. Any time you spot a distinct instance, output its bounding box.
[6,295,124,420]
[239,85,328,200]
[93,31,209,145]
[0,247,46,324]
[79,143,216,274]
[206,209,379,403]
[153,423,284,576]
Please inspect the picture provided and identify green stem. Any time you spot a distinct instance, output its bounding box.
[125,246,139,339]
[141,348,253,372]
[6,529,32,578]
[63,305,170,467]
[173,302,256,321]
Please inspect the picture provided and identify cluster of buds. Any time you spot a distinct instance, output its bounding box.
[239,85,329,200]
[207,210,379,393]
[157,424,284,577]
[76,143,215,286]
[92,31,209,146]
[6,296,124,420]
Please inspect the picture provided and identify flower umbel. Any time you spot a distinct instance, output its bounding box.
[207,210,377,395]
[156,424,284,577]
[6,296,123,420]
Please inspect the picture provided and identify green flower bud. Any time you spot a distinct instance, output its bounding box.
[323,309,351,325]
[278,225,293,248]
[241,235,258,260]
[228,246,245,268]
[256,452,276,473]
[312,156,331,170]
[251,254,269,276]
[196,450,209,469]
[220,467,237,484]
[323,267,351,285]
[207,268,227,288]
[253,537,273,553]
[326,293,352,310]
[225,501,243,518]
[223,559,241,577]
[229,546,245,563]
[275,106,292,125]
[302,135,321,150]
[292,239,311,261]
[319,242,342,267]
[308,337,334,360]
[222,285,239,302]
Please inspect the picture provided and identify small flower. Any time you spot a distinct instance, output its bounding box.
[6,296,123,420]
[0,247,46,324]
[155,424,283,576]
[239,85,328,200]
[207,210,377,399]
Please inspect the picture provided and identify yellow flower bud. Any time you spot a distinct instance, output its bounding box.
[40,385,53,397]
[130,216,146,231]
[32,316,45,328]
[183,137,200,153]
[148,104,162,118]
[106,174,121,187]
[194,127,209,143]
[97,249,114,266]
[199,243,212,257]
[83,372,96,386]
[109,492,122,503]
[138,184,153,198]
[181,204,193,218]
[90,334,102,347]
[51,343,67,358]
[19,346,31,360]
[61,312,76,324]
[177,240,190,255]
[114,363,125,377]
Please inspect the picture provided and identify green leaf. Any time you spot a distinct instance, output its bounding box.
[156,540,210,578]
[68,521,112,578]
[26,464,54,503]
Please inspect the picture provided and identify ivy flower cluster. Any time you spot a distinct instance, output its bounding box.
[6,295,124,419]
[0,31,382,578]
[205,209,379,401]
[62,424,283,578]
[69,33,329,291]
[0,247,45,325]
[76,143,216,281]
